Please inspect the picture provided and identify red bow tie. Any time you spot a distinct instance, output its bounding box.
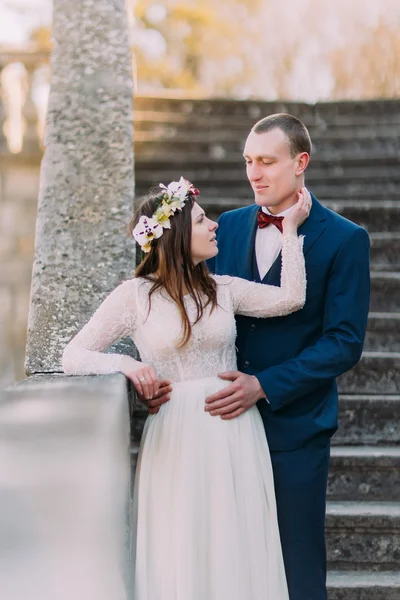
[257,210,284,233]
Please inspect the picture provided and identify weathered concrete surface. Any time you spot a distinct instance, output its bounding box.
[338,352,400,394]
[364,313,400,352]
[334,395,400,446]
[327,571,400,600]
[1,373,131,600]
[133,97,400,202]
[326,502,400,571]
[328,446,400,501]
[370,233,400,271]
[25,0,135,375]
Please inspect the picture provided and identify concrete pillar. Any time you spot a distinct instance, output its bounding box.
[25,0,135,375]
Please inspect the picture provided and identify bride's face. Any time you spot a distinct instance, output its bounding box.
[190,202,218,265]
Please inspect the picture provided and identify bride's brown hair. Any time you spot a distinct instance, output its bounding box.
[129,186,218,347]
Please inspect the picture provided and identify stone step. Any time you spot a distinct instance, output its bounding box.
[327,571,400,600]
[131,445,400,502]
[138,197,399,233]
[131,446,400,585]
[135,161,400,183]
[135,141,400,169]
[134,125,400,147]
[256,200,399,233]
[370,234,400,271]
[326,501,400,571]
[135,178,400,204]
[132,448,400,572]
[131,395,400,446]
[338,351,400,394]
[134,108,400,135]
[133,96,400,125]
[324,202,400,232]
[334,395,400,446]
[133,96,315,121]
[316,99,400,123]
[328,446,400,501]
[370,273,400,312]
[365,313,400,352]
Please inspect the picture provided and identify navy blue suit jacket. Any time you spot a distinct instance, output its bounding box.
[208,194,370,451]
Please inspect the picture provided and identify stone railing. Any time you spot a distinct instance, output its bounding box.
[0,372,133,599]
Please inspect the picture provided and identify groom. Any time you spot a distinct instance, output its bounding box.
[204,113,370,599]
[146,113,370,600]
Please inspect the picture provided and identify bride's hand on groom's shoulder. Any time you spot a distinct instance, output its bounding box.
[282,186,312,236]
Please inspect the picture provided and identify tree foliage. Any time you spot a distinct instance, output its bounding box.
[130,0,264,96]
[331,19,400,99]
[21,2,400,100]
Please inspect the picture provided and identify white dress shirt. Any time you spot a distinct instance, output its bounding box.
[255,205,295,280]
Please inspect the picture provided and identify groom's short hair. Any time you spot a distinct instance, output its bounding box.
[252,113,312,158]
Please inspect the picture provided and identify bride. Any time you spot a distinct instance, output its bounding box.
[62,177,310,600]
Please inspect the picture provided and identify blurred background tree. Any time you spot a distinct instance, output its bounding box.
[130,0,264,97]
[331,18,400,99]
[2,0,400,101]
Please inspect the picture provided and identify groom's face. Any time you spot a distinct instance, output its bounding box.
[243,128,305,213]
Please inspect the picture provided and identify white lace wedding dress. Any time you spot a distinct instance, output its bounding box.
[62,234,306,600]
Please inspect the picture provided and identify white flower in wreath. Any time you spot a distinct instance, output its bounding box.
[132,215,163,252]
[154,203,173,228]
[159,176,189,202]
[169,197,186,212]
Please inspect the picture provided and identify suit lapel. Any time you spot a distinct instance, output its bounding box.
[300,195,328,260]
[299,194,327,255]
[234,205,259,281]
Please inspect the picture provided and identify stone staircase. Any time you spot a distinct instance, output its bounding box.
[132,97,400,599]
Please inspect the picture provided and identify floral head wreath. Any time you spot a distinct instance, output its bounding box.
[132,177,199,253]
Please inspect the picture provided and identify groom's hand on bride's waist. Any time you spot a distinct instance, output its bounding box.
[205,371,265,420]
[139,380,173,414]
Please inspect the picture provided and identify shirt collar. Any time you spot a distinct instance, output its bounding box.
[261,204,295,218]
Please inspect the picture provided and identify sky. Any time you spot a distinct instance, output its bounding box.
[0,0,52,45]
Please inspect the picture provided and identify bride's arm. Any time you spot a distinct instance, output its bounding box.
[62,279,139,376]
[62,279,159,399]
[227,233,306,318]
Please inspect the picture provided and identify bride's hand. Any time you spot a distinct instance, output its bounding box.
[121,357,159,399]
[282,187,312,236]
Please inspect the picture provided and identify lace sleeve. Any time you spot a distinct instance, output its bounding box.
[62,279,137,375]
[224,234,306,318]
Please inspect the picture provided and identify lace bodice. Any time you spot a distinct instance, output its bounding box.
[62,235,306,382]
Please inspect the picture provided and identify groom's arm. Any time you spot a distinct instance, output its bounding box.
[256,227,370,412]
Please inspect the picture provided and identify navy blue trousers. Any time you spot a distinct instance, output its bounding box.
[269,444,330,600]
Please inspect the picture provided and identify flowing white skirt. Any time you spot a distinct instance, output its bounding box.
[131,376,289,600]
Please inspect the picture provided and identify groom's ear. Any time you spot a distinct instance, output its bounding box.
[295,152,310,176]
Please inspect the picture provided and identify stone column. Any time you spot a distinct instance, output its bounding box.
[25,0,135,375]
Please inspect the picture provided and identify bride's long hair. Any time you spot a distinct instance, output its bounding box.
[129,187,218,347]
